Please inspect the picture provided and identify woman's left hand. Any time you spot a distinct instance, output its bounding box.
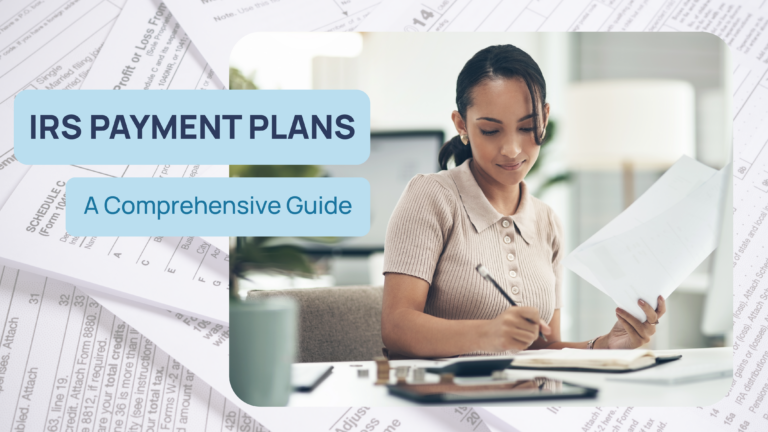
[599,296,667,349]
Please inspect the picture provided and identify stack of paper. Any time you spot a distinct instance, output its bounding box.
[1,0,766,431]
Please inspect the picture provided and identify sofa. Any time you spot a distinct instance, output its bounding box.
[248,286,384,363]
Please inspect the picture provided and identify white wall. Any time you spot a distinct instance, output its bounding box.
[316,32,542,143]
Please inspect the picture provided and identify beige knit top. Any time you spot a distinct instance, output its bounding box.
[383,158,563,356]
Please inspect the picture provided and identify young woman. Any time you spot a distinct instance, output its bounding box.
[381,44,666,358]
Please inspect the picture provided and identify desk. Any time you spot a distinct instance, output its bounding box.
[288,348,732,407]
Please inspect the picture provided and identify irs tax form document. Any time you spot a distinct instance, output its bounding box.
[481,406,717,432]
[0,165,230,324]
[78,0,230,251]
[161,0,381,85]
[0,0,125,207]
[80,0,224,91]
[359,0,768,36]
[0,265,268,432]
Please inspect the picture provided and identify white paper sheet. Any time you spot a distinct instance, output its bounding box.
[162,0,381,85]
[0,165,230,324]
[566,159,726,322]
[565,157,717,295]
[482,406,715,432]
[196,165,230,257]
[0,265,267,432]
[0,0,126,208]
[359,0,768,40]
[358,0,582,31]
[77,0,232,254]
[80,0,224,91]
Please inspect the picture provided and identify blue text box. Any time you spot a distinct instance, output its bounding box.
[66,178,370,237]
[14,90,370,165]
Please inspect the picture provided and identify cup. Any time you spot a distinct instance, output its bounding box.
[230,295,298,406]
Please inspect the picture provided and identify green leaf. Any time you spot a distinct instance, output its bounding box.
[232,244,314,276]
[229,67,257,90]
[534,172,572,196]
[230,165,323,178]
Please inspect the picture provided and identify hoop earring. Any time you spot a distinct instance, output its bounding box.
[460,134,469,145]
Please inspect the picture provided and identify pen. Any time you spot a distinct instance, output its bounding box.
[475,264,548,342]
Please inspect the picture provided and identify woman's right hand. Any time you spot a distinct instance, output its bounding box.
[483,307,551,352]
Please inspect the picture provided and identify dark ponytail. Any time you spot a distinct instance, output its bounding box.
[438,135,472,171]
[439,44,547,171]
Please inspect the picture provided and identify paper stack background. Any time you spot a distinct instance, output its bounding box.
[0,1,764,431]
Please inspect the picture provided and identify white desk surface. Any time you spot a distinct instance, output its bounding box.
[289,348,732,407]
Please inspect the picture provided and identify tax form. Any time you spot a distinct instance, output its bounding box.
[358,0,583,31]
[0,0,226,206]
[0,2,238,428]
[161,0,381,85]
[481,406,718,432]
[77,0,230,251]
[0,164,230,324]
[359,0,768,36]
[0,265,267,432]
[80,0,224,91]
[0,0,125,207]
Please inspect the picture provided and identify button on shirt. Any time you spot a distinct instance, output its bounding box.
[383,158,564,356]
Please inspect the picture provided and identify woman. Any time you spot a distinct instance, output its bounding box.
[381,44,666,358]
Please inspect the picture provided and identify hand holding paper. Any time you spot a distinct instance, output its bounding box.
[565,156,728,322]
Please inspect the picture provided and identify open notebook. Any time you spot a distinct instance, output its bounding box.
[509,349,682,373]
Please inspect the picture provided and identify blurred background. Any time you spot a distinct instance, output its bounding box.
[230,32,732,350]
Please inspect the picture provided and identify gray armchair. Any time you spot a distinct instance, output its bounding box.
[248,286,384,363]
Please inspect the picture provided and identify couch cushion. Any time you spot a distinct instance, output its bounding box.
[248,286,383,363]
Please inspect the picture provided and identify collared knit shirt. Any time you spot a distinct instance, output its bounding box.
[383,158,563,355]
